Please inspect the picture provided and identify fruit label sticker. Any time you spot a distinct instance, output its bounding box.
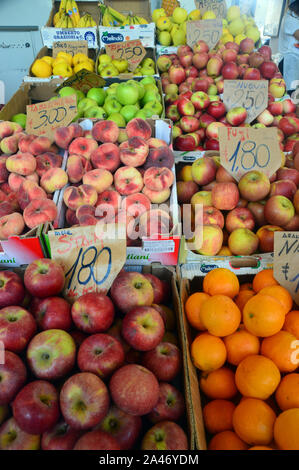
[274,232,299,304]
[196,0,227,18]
[219,127,282,182]
[56,70,105,95]
[53,40,88,57]
[48,224,126,302]
[105,39,146,71]
[186,19,223,50]
[26,95,77,139]
[223,80,268,124]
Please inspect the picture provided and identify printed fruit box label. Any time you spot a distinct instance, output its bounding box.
[41,27,98,48]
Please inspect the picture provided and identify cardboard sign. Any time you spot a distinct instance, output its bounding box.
[53,40,88,57]
[187,19,222,50]
[56,70,105,95]
[26,95,77,139]
[48,224,126,302]
[223,80,268,124]
[196,0,227,17]
[105,40,146,71]
[274,232,299,305]
[219,127,282,182]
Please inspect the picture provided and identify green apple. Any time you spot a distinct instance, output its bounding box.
[128,80,145,100]
[71,109,84,122]
[11,113,26,129]
[75,90,85,103]
[143,100,163,116]
[135,110,148,119]
[104,97,122,115]
[144,83,159,93]
[77,98,98,114]
[106,83,119,97]
[120,104,139,123]
[141,107,154,118]
[140,76,156,86]
[116,82,139,105]
[58,86,77,98]
[87,88,106,106]
[142,58,155,68]
[108,113,126,127]
[140,66,155,76]
[84,106,107,119]
[49,96,58,101]
[142,90,161,105]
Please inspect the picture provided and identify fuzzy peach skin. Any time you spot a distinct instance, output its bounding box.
[17,180,47,210]
[0,156,9,184]
[143,167,174,192]
[66,155,92,184]
[63,184,98,211]
[68,137,98,160]
[82,169,113,194]
[9,173,40,193]
[142,186,171,204]
[0,135,19,155]
[0,121,15,139]
[23,199,57,229]
[126,118,152,140]
[90,143,121,173]
[121,193,151,219]
[92,120,119,143]
[6,153,36,176]
[0,212,25,239]
[28,136,53,156]
[114,166,144,196]
[40,168,68,193]
[119,137,149,167]
[36,152,63,178]
[18,135,36,153]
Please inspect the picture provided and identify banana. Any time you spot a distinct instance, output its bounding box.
[78,15,86,27]
[71,0,80,26]
[59,0,67,13]
[53,11,62,26]
[107,5,126,24]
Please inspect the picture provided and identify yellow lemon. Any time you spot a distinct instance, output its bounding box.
[202,11,216,19]
[220,33,234,44]
[52,62,73,77]
[31,59,52,78]
[56,51,73,66]
[227,5,241,22]
[73,61,94,73]
[41,56,54,66]
[72,52,89,66]
[234,33,247,45]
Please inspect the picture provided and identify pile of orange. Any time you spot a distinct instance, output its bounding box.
[185,268,299,450]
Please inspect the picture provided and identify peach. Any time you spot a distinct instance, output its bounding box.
[8,173,25,192]
[121,193,151,218]
[143,167,174,192]
[0,135,19,155]
[78,213,99,226]
[36,152,63,177]
[147,138,168,149]
[40,168,68,193]
[144,147,174,170]
[92,121,119,143]
[26,172,39,184]
[82,169,113,194]
[63,184,98,210]
[139,209,173,238]
[91,143,120,173]
[96,190,121,215]
[0,121,14,139]
[142,186,171,203]
[11,123,23,134]
[119,137,149,167]
[18,134,36,153]
[28,136,52,156]
[0,156,9,183]
[76,204,96,222]
[66,154,92,184]
[17,180,47,210]
[4,192,19,212]
[23,198,58,229]
[0,212,24,238]
[118,129,128,144]
[126,118,152,140]
[6,153,36,176]
[114,166,144,196]
[115,209,136,240]
[54,124,83,149]
[68,137,98,160]
[0,201,15,218]
[66,208,79,226]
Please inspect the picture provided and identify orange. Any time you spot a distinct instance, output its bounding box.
[274,408,299,450]
[235,355,281,400]
[243,294,285,337]
[283,310,299,338]
[259,285,293,314]
[203,268,239,298]
[224,325,260,366]
[208,431,248,450]
[234,289,255,312]
[203,399,235,434]
[184,292,209,331]
[190,333,227,372]
[233,398,276,446]
[240,282,253,291]
[252,269,279,293]
[261,331,299,373]
[200,367,238,400]
[248,446,273,450]
[199,295,241,337]
[275,373,299,411]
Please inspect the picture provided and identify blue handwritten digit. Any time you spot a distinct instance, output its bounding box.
[77,246,98,285]
[133,46,142,57]
[255,91,265,110]
[48,107,59,125]
[34,110,49,129]
[228,139,241,172]
[256,143,270,168]
[240,140,256,170]
[65,247,83,289]
[94,246,112,285]
[56,106,67,123]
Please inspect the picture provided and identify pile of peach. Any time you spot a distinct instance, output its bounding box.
[177,152,299,256]
[185,268,299,450]
[0,121,69,238]
[55,118,175,242]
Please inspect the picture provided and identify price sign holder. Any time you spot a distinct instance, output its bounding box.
[105,40,146,72]
[223,80,268,124]
[274,232,299,305]
[196,0,227,18]
[53,40,88,58]
[219,127,282,182]
[187,19,222,50]
[48,224,126,302]
[26,95,77,139]
[56,70,105,95]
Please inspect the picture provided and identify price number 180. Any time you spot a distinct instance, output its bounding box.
[229,140,270,173]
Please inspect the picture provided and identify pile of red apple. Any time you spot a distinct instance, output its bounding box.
[157,40,299,152]
[177,147,299,256]
[0,258,188,450]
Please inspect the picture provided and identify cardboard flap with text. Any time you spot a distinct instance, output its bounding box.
[56,70,106,95]
[196,0,227,17]
[48,224,127,302]
[106,40,146,72]
[274,232,299,305]
[187,19,222,50]
[53,41,88,57]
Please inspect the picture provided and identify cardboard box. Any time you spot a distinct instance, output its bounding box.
[23,46,97,84]
[96,47,159,79]
[0,226,47,268]
[41,1,99,48]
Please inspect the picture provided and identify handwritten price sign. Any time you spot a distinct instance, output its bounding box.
[105,40,146,71]
[196,0,227,18]
[223,80,268,124]
[53,40,88,57]
[274,232,299,305]
[26,95,77,139]
[219,127,282,182]
[187,19,222,50]
[48,224,126,302]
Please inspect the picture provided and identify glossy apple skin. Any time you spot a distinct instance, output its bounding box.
[142,342,181,381]
[228,228,259,256]
[238,171,270,202]
[111,271,154,314]
[71,293,115,334]
[257,225,284,252]
[0,270,25,308]
[148,383,185,424]
[269,179,297,200]
[141,421,188,450]
[121,306,165,352]
[264,195,295,226]
[143,273,167,304]
[212,182,239,211]
[247,201,267,227]
[73,430,121,450]
[41,421,81,450]
[97,405,142,450]
[24,259,65,298]
[0,306,36,353]
[0,351,27,405]
[33,297,72,331]
[0,417,40,450]
[225,208,255,233]
[12,380,60,435]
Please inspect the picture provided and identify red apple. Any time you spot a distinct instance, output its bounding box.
[0,417,40,450]
[212,182,239,210]
[24,259,65,298]
[0,271,25,308]
[111,271,154,314]
[71,293,114,334]
[142,342,181,381]
[207,101,226,119]
[0,351,27,405]
[226,207,255,233]
[247,201,267,227]
[143,273,166,304]
[33,296,72,331]
[73,430,120,450]
[41,421,81,450]
[277,167,299,186]
[141,421,188,450]
[256,225,284,252]
[191,157,217,185]
[265,195,295,225]
[98,405,142,450]
[238,171,270,202]
[0,306,36,353]
[269,179,297,200]
[260,61,278,79]
[121,306,165,352]
[221,62,239,79]
[228,228,259,255]
[148,383,185,424]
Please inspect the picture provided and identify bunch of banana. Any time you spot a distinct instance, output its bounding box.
[54,10,75,28]
[100,3,128,26]
[129,15,148,25]
[78,14,97,27]
[65,0,80,27]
